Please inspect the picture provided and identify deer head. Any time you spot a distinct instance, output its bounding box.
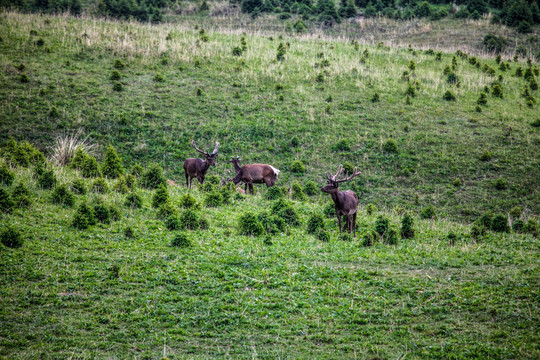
[321,164,362,194]
[192,140,219,165]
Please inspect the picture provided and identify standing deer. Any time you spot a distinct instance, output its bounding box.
[321,165,362,236]
[183,140,219,188]
[228,156,280,195]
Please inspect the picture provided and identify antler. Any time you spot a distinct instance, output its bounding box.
[326,164,344,182]
[211,142,219,156]
[191,140,209,156]
[335,166,362,183]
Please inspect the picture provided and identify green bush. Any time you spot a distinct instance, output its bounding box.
[375,215,390,237]
[51,184,75,207]
[113,59,125,69]
[338,233,352,242]
[0,225,23,248]
[10,182,31,208]
[131,164,144,177]
[324,203,336,218]
[492,83,504,98]
[400,213,415,239]
[101,145,124,179]
[265,186,283,200]
[512,219,525,233]
[420,205,436,220]
[0,188,14,214]
[477,93,488,106]
[180,209,200,230]
[491,214,509,233]
[70,178,87,195]
[81,155,101,178]
[152,184,169,208]
[361,230,376,246]
[317,229,330,242]
[307,213,325,234]
[70,147,88,170]
[165,215,181,230]
[443,90,456,101]
[523,219,538,237]
[290,160,306,174]
[91,178,109,193]
[110,70,121,80]
[291,182,307,201]
[37,169,57,189]
[446,231,458,246]
[72,202,97,230]
[204,191,223,207]
[93,202,111,224]
[479,150,492,161]
[125,192,143,209]
[493,178,508,190]
[366,203,377,215]
[384,228,399,245]
[239,212,265,236]
[157,202,178,220]
[124,226,135,238]
[405,83,416,97]
[125,174,136,190]
[272,199,300,226]
[383,139,398,153]
[333,139,351,152]
[258,212,286,234]
[303,180,318,196]
[471,221,487,239]
[113,176,129,193]
[0,163,15,186]
[140,163,166,189]
[179,193,200,209]
[171,232,192,247]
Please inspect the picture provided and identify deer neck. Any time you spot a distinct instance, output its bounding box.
[201,159,211,173]
[232,161,241,173]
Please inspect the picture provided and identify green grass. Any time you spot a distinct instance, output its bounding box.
[0,11,539,358]
[0,163,539,359]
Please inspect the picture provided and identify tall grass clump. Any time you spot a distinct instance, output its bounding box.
[50,130,95,166]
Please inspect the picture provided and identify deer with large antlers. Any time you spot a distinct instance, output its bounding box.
[321,165,362,236]
[183,140,219,188]
[228,156,280,195]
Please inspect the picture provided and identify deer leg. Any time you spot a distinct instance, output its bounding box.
[249,183,254,195]
[185,173,190,188]
[337,215,342,233]
[198,176,204,184]
[352,212,357,237]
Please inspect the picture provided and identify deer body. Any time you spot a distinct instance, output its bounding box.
[229,157,279,195]
[183,141,219,188]
[321,165,362,237]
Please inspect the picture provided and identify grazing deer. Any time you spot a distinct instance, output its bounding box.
[229,156,280,195]
[321,165,362,236]
[183,140,219,188]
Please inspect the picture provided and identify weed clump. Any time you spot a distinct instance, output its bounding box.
[125,192,143,209]
[239,213,265,236]
[383,139,398,153]
[366,203,377,215]
[290,160,306,174]
[0,226,23,248]
[180,209,202,230]
[171,232,192,247]
[91,178,109,193]
[265,186,284,200]
[72,202,97,230]
[112,82,123,92]
[303,180,318,196]
[258,212,285,234]
[400,213,415,239]
[140,163,165,189]
[152,184,169,208]
[0,163,15,186]
[37,169,57,189]
[307,213,325,234]
[110,70,121,80]
[491,83,504,98]
[338,233,353,242]
[493,178,508,190]
[477,93,488,106]
[157,202,178,220]
[317,229,330,242]
[81,155,101,178]
[93,202,111,224]
[101,145,124,179]
[51,184,75,207]
[204,191,223,207]
[272,199,300,226]
[443,90,456,101]
[291,182,307,201]
[179,193,200,209]
[333,139,351,152]
[420,205,436,220]
[113,176,129,193]
[0,188,14,214]
[113,59,125,69]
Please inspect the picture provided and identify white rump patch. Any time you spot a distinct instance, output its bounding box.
[270,166,280,177]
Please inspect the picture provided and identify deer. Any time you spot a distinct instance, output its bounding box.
[321,164,362,237]
[183,140,219,188]
[228,156,280,195]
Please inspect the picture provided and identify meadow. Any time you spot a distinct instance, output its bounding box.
[0,10,539,359]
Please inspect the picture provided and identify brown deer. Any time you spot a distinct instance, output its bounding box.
[183,140,219,188]
[229,156,280,195]
[321,165,362,236]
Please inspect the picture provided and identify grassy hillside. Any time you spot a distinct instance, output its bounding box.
[1,12,539,220]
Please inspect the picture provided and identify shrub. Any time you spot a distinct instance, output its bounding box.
[446,231,458,246]
[290,160,306,174]
[258,212,286,234]
[179,193,200,209]
[491,214,509,232]
[101,145,124,178]
[165,215,181,230]
[291,182,307,201]
[371,92,380,103]
[51,184,75,207]
[375,215,390,237]
[157,202,178,220]
[239,212,265,236]
[72,202,97,229]
[0,226,23,248]
[420,205,436,220]
[443,90,456,101]
[384,228,399,245]
[272,199,300,226]
[131,164,144,177]
[264,186,283,200]
[110,70,121,80]
[125,192,143,209]
[180,209,200,230]
[0,188,14,214]
[114,59,125,69]
[447,72,459,84]
[383,139,398,153]
[154,73,165,82]
[509,206,523,219]
[317,229,330,242]
[493,178,508,190]
[452,178,463,187]
[113,176,129,193]
[93,202,111,224]
[512,219,525,233]
[405,83,416,97]
[112,82,123,92]
[523,219,538,237]
[125,174,136,190]
[480,150,492,161]
[324,203,336,218]
[204,191,223,207]
[477,93,488,106]
[401,214,415,239]
[152,184,169,208]
[81,155,101,178]
[306,212,325,235]
[70,178,87,195]
[492,83,504,98]
[91,178,109,193]
[471,220,487,239]
[0,163,15,186]
[333,139,351,152]
[140,163,165,189]
[338,233,352,242]
[37,169,57,189]
[303,180,318,196]
[483,34,507,54]
[171,232,192,247]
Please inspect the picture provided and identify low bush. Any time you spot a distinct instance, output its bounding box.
[171,232,192,247]
[265,186,283,200]
[101,145,124,179]
[72,202,97,230]
[0,225,23,248]
[0,163,15,186]
[157,202,178,220]
[70,178,87,195]
[152,184,169,208]
[51,184,74,207]
[307,213,325,234]
[420,205,436,220]
[239,212,265,236]
[272,199,300,226]
[258,212,286,234]
[37,169,57,189]
[291,182,307,201]
[125,192,143,209]
[491,214,509,233]
[93,202,111,224]
[140,163,165,189]
[180,209,200,230]
[303,180,319,196]
[290,160,306,174]
[317,229,330,242]
[400,213,415,239]
[383,139,398,153]
[179,193,200,209]
[91,178,109,193]
[204,191,223,207]
[0,188,14,214]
